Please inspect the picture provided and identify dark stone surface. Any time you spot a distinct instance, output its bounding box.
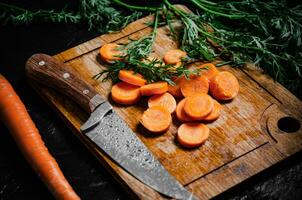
[0,1,301,200]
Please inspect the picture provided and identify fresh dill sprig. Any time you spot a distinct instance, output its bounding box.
[94,55,200,85]
[79,0,142,33]
[94,11,200,84]
[0,2,80,24]
[163,0,216,61]
[0,0,141,34]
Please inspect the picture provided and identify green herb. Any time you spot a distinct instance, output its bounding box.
[0,2,80,24]
[158,0,301,96]
[94,11,200,84]
[1,0,302,96]
[185,0,302,95]
[79,0,142,33]
[163,0,217,61]
[0,0,141,34]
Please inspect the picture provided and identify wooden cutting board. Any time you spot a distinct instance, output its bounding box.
[29,5,302,199]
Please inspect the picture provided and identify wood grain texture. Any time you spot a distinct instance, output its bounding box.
[28,5,302,200]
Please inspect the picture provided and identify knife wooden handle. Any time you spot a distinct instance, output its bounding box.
[25,53,103,113]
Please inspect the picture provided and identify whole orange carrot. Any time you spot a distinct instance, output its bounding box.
[0,74,80,200]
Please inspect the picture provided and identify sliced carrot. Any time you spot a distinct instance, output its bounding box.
[203,99,221,122]
[180,75,209,97]
[118,70,146,86]
[168,77,183,98]
[99,43,123,63]
[198,63,219,82]
[0,75,80,200]
[177,123,210,148]
[210,71,239,101]
[141,106,172,133]
[111,82,141,105]
[184,94,214,120]
[140,81,168,96]
[175,98,195,122]
[163,49,187,64]
[148,92,176,113]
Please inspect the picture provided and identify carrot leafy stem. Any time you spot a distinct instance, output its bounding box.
[1,0,301,96]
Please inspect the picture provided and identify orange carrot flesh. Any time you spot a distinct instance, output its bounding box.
[141,106,172,133]
[0,75,80,200]
[175,98,195,122]
[168,77,183,98]
[163,49,187,64]
[148,92,176,113]
[184,94,214,120]
[118,70,146,86]
[111,82,141,105]
[198,63,219,82]
[203,99,221,122]
[177,123,209,148]
[210,71,240,101]
[180,75,209,97]
[99,43,123,62]
[140,81,168,96]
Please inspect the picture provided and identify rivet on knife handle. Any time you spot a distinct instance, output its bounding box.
[25,53,104,113]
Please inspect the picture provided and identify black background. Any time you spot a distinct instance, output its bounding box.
[0,1,301,199]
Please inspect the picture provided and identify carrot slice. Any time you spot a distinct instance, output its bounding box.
[168,77,183,98]
[148,93,176,113]
[177,123,209,148]
[141,106,172,133]
[140,81,168,96]
[184,94,214,120]
[0,75,80,200]
[203,99,221,121]
[175,98,195,122]
[99,43,123,62]
[111,82,141,105]
[163,49,187,64]
[118,70,146,86]
[198,63,219,82]
[180,75,209,97]
[210,71,240,101]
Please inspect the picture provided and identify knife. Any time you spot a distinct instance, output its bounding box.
[25,54,196,200]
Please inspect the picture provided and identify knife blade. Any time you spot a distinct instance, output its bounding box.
[25,54,196,200]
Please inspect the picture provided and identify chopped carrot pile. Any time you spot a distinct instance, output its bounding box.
[102,46,241,149]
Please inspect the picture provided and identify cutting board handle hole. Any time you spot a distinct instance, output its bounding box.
[277,117,300,133]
